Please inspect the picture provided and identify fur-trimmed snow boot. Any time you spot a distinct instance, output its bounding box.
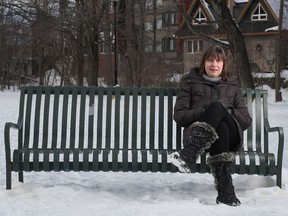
[170,151,191,173]
[171,121,218,173]
[207,152,241,207]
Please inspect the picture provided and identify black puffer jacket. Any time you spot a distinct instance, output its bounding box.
[174,68,252,150]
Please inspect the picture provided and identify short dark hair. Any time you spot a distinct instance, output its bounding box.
[198,45,228,81]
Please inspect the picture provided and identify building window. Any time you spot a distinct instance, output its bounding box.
[99,43,105,54]
[155,43,162,52]
[145,21,153,31]
[162,12,178,27]
[108,2,114,13]
[144,44,153,53]
[252,4,267,21]
[156,19,162,29]
[193,8,206,24]
[163,38,176,52]
[170,13,176,25]
[146,0,153,10]
[99,32,105,54]
[187,40,203,54]
[111,40,115,53]
[134,4,140,15]
[169,39,174,50]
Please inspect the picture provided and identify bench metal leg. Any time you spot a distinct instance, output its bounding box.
[19,171,23,183]
[277,173,282,188]
[6,166,11,190]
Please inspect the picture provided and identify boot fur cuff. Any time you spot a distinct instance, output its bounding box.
[191,121,219,143]
[206,152,235,164]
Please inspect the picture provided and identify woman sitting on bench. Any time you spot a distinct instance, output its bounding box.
[171,45,252,206]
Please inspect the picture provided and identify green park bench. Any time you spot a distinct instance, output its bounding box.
[4,86,284,189]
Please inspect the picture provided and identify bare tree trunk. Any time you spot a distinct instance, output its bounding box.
[217,0,254,88]
[75,0,108,86]
[121,0,146,87]
[275,0,284,102]
[137,0,145,87]
[124,2,137,86]
[76,24,84,86]
[85,1,99,86]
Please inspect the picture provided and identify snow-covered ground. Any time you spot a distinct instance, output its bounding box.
[0,86,287,216]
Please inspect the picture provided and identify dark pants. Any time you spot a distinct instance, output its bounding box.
[198,102,240,156]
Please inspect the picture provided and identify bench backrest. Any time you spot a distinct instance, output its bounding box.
[17,86,269,154]
[18,86,181,152]
[241,88,269,154]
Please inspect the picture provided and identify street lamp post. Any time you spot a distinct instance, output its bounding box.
[112,0,119,86]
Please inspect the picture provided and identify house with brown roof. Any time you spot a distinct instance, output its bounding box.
[176,0,288,80]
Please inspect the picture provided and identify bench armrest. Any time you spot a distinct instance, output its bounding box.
[266,124,284,166]
[4,121,22,162]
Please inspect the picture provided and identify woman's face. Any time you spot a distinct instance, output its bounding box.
[204,58,224,78]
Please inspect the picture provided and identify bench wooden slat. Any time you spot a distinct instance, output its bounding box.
[92,150,99,171]
[63,149,70,171]
[258,153,267,175]
[42,87,51,149]
[167,88,174,151]
[161,150,168,172]
[24,150,30,171]
[54,150,60,171]
[123,88,130,150]
[32,87,42,149]
[43,151,50,171]
[140,88,147,149]
[33,150,40,171]
[78,87,87,150]
[245,88,253,152]
[96,87,104,149]
[105,88,113,150]
[262,91,269,156]
[23,87,33,149]
[132,150,138,172]
[268,153,276,174]
[114,87,121,150]
[122,150,128,171]
[83,149,90,171]
[60,87,70,149]
[141,149,148,172]
[248,152,256,174]
[176,124,182,152]
[103,150,109,171]
[149,88,156,150]
[132,88,138,150]
[112,150,119,171]
[52,87,61,149]
[158,89,165,151]
[152,151,158,172]
[238,151,246,174]
[255,89,262,153]
[17,90,25,151]
[88,88,95,149]
[70,88,78,150]
[73,150,80,171]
